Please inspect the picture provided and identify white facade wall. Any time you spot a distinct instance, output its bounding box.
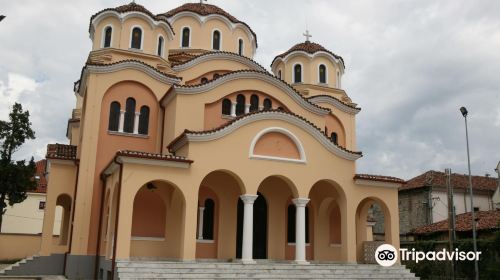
[431,190,493,223]
[1,193,62,235]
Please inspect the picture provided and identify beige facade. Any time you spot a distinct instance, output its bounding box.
[36,2,404,279]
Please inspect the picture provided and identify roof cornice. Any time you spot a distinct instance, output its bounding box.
[172,51,266,72]
[307,95,361,115]
[168,110,362,161]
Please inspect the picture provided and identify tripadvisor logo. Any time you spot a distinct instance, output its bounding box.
[375,243,482,267]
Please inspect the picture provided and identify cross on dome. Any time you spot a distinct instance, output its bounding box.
[303,30,312,42]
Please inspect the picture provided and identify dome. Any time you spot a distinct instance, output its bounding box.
[89,2,174,34]
[161,3,257,47]
[271,41,344,68]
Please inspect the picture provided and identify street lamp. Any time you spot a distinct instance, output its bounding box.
[0,15,5,22]
[459,106,479,280]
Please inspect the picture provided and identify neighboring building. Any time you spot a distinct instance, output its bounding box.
[493,161,500,209]
[412,209,500,240]
[399,170,497,237]
[22,2,404,279]
[1,160,61,235]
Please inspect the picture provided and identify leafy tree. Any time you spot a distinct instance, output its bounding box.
[0,103,36,232]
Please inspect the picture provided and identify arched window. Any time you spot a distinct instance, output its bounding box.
[236,94,245,116]
[138,106,149,135]
[213,73,220,79]
[287,204,310,243]
[250,94,259,112]
[203,199,215,240]
[330,132,338,145]
[278,70,282,79]
[108,101,120,131]
[221,99,231,115]
[131,27,142,49]
[181,27,190,47]
[124,98,136,133]
[201,77,208,84]
[238,39,244,56]
[157,36,164,57]
[263,98,272,110]
[319,64,327,83]
[103,26,112,48]
[212,30,221,50]
[293,64,302,83]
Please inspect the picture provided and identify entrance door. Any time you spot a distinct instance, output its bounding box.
[236,192,267,259]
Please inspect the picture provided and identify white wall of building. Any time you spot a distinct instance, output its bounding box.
[431,190,493,223]
[1,193,62,235]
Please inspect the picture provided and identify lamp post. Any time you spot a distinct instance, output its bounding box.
[459,106,479,280]
[0,15,5,22]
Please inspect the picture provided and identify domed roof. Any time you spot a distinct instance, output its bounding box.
[89,2,173,33]
[272,41,344,68]
[161,3,257,47]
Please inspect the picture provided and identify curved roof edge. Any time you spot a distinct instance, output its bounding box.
[172,51,267,72]
[307,95,360,115]
[168,110,362,161]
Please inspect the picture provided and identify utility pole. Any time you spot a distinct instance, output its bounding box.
[446,168,456,280]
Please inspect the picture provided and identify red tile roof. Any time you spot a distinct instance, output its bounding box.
[401,170,498,192]
[272,41,345,67]
[413,210,500,234]
[354,174,405,184]
[89,2,174,34]
[32,160,47,193]
[161,3,258,47]
[46,144,77,160]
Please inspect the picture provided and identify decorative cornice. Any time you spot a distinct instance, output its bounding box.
[168,110,362,161]
[172,51,266,72]
[271,50,345,73]
[307,95,361,115]
[162,70,330,116]
[78,60,181,96]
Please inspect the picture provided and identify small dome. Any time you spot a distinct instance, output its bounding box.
[89,2,173,33]
[161,3,257,47]
[272,41,344,68]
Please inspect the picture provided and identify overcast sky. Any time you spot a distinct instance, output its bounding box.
[1,0,499,180]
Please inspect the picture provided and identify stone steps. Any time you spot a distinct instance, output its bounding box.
[116,261,419,280]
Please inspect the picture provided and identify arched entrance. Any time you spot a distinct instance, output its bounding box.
[355,197,392,263]
[236,192,267,259]
[196,170,245,260]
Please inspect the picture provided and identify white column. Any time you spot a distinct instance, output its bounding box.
[240,194,258,264]
[197,207,205,240]
[230,102,237,117]
[293,198,310,264]
[118,110,125,132]
[133,112,140,134]
[258,105,264,111]
[244,104,250,114]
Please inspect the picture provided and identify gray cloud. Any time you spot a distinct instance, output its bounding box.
[0,0,498,179]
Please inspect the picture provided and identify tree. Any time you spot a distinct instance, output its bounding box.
[0,103,36,232]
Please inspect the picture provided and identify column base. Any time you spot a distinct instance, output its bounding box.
[293,260,310,265]
[235,259,256,264]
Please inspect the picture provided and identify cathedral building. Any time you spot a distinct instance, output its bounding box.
[7,2,407,279]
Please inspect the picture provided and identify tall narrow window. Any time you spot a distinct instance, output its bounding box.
[131,27,142,49]
[212,30,221,50]
[103,26,112,48]
[294,64,302,83]
[157,36,164,57]
[124,98,136,133]
[238,39,244,56]
[331,132,338,145]
[203,199,215,240]
[263,98,272,110]
[138,106,149,135]
[108,101,120,131]
[236,94,245,115]
[319,64,327,83]
[222,99,231,115]
[278,70,282,79]
[201,77,208,84]
[336,71,341,88]
[182,27,190,47]
[250,94,259,112]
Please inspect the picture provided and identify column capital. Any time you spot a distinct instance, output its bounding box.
[135,111,141,116]
[198,207,205,211]
[292,198,310,207]
[240,194,258,204]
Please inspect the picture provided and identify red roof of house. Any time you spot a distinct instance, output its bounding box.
[401,170,498,192]
[32,160,47,193]
[413,210,500,234]
[46,143,77,160]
